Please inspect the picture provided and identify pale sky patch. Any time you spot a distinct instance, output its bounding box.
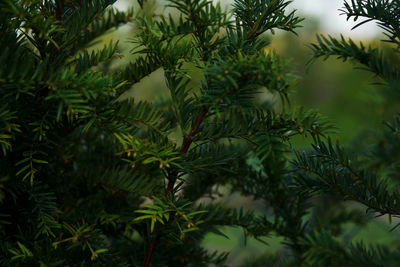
[114,0,383,39]
[291,0,381,39]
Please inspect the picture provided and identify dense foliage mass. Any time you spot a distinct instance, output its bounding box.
[0,0,399,266]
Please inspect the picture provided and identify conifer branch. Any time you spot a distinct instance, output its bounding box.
[166,106,208,197]
[143,107,208,267]
[143,234,161,267]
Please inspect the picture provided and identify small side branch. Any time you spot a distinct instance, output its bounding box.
[143,234,161,267]
[143,107,208,267]
[55,0,66,21]
[181,107,208,154]
[165,107,208,198]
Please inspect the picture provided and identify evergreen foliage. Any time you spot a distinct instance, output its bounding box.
[1,0,399,266]
[293,0,400,265]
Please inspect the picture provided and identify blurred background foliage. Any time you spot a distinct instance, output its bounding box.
[93,0,400,265]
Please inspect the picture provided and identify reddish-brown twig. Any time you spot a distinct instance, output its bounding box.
[142,107,208,267]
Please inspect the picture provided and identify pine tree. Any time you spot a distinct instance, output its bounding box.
[2,0,398,266]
